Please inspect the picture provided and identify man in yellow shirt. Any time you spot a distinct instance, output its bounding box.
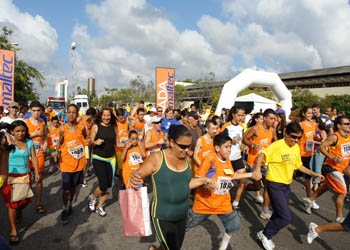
[255,122,324,250]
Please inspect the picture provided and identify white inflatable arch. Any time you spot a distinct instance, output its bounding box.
[215,68,292,119]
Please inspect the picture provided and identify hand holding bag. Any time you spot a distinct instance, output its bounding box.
[119,186,152,237]
[8,174,34,202]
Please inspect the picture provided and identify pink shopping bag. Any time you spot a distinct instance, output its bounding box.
[119,186,152,237]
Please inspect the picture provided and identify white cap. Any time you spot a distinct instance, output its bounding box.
[151,116,162,123]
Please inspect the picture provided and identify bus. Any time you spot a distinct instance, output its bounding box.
[46,96,66,114]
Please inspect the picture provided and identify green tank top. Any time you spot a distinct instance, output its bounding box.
[151,150,192,221]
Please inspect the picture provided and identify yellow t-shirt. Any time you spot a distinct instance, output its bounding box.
[264,139,302,185]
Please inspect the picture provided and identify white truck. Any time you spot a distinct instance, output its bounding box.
[71,94,89,114]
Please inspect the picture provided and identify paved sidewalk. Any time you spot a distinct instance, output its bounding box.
[0,168,349,250]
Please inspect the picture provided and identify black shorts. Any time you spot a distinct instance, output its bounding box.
[152,216,187,250]
[62,171,83,190]
[301,156,312,180]
[93,159,113,192]
[231,158,245,172]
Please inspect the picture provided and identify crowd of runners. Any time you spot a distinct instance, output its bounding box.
[0,99,349,249]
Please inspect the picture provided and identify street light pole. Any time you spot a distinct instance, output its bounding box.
[71,41,77,97]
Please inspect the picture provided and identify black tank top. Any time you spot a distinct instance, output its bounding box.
[93,124,116,158]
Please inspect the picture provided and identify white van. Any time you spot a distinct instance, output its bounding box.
[71,94,89,114]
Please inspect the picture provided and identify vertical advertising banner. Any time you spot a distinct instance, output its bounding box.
[0,49,15,110]
[156,67,175,110]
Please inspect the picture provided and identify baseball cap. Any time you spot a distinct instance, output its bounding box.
[150,107,157,112]
[9,101,19,108]
[188,111,199,119]
[276,102,282,107]
[151,116,162,123]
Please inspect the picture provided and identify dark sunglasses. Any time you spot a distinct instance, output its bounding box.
[152,121,161,124]
[341,123,350,126]
[289,134,302,140]
[173,140,191,150]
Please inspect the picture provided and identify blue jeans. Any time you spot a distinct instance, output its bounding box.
[311,150,325,184]
[186,209,240,234]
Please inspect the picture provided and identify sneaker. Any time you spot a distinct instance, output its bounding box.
[307,222,319,244]
[335,217,345,223]
[303,198,312,214]
[88,194,97,212]
[255,195,264,204]
[96,206,107,217]
[259,210,272,220]
[257,230,275,250]
[311,200,320,210]
[81,179,88,188]
[60,209,70,224]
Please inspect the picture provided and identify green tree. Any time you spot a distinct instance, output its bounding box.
[291,88,320,108]
[0,26,45,105]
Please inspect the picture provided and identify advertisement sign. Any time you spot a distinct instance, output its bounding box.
[156,67,175,109]
[0,49,15,109]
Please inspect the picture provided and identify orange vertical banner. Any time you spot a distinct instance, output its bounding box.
[0,49,15,110]
[156,67,175,110]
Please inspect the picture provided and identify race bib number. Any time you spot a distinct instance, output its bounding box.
[52,138,59,146]
[67,140,84,159]
[33,141,42,153]
[341,142,350,159]
[129,152,143,165]
[214,176,233,195]
[306,140,314,152]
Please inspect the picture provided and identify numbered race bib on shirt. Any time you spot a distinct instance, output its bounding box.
[341,142,350,159]
[52,138,59,146]
[306,140,314,152]
[214,176,233,195]
[67,140,84,159]
[33,141,42,153]
[129,152,143,165]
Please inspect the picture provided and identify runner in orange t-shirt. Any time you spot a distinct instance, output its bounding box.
[187,133,261,250]
[25,101,47,214]
[121,130,146,188]
[47,115,61,173]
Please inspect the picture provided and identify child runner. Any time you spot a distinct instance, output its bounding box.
[121,130,146,188]
[47,115,61,174]
[52,104,87,224]
[186,133,261,250]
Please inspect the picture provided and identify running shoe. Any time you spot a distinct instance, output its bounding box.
[255,195,264,204]
[259,210,272,220]
[303,198,312,214]
[307,222,319,244]
[257,230,275,250]
[96,206,107,217]
[335,217,345,223]
[311,200,320,210]
[81,179,88,188]
[60,209,70,224]
[88,194,97,212]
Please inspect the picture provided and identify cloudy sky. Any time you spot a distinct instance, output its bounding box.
[1,0,350,100]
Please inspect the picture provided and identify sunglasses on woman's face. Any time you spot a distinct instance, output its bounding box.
[173,140,191,150]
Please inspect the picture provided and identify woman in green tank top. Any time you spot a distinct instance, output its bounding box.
[131,124,215,250]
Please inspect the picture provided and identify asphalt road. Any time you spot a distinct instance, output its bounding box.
[1,165,349,250]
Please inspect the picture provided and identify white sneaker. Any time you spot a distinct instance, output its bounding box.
[88,194,97,212]
[255,195,264,204]
[335,217,345,223]
[311,200,320,210]
[303,198,312,214]
[307,222,319,244]
[96,206,107,217]
[259,210,272,220]
[257,230,275,250]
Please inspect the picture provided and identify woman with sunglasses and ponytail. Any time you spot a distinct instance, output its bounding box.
[130,124,215,250]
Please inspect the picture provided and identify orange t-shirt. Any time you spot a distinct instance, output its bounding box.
[122,146,144,187]
[246,124,274,166]
[299,120,316,157]
[194,135,214,176]
[116,121,129,152]
[134,118,146,141]
[25,118,46,155]
[48,125,60,150]
[324,131,350,172]
[146,129,163,155]
[59,123,86,172]
[193,152,234,214]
